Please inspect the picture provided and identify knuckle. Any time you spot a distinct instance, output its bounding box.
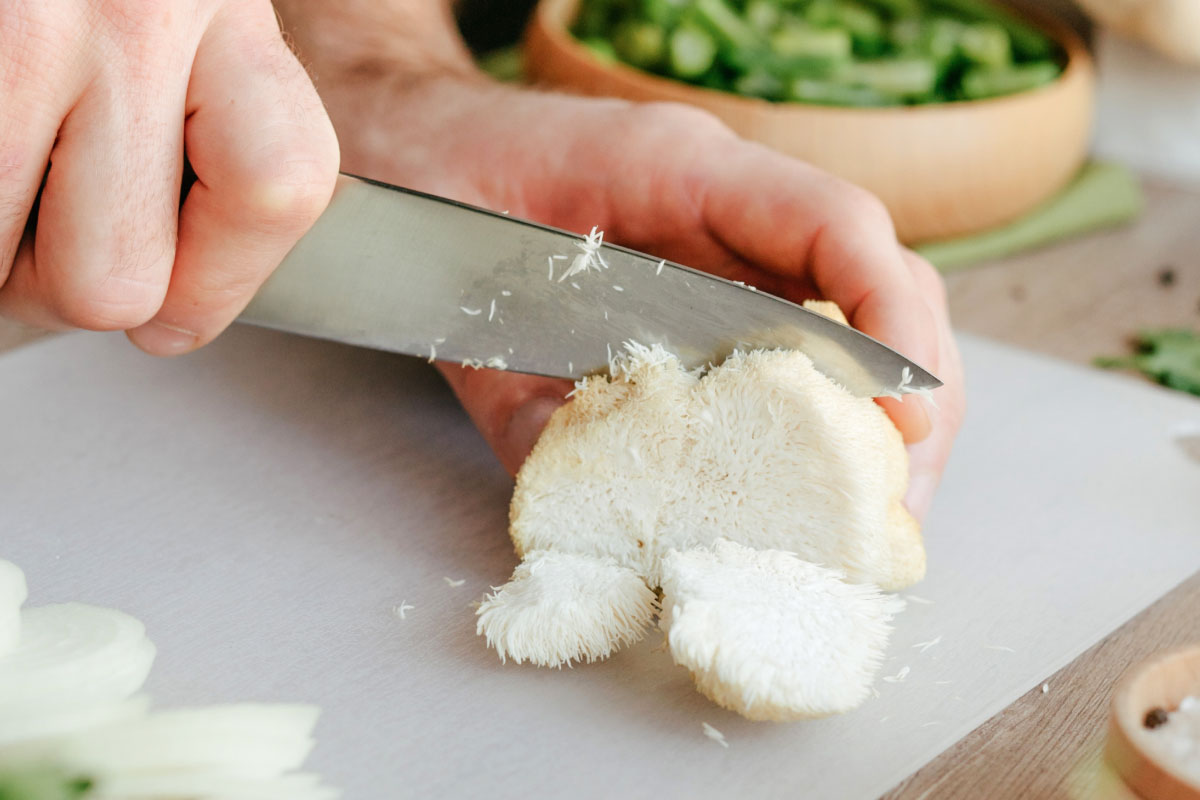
[907,251,948,307]
[231,140,338,233]
[635,101,732,141]
[839,182,892,227]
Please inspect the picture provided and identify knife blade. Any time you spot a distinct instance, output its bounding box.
[238,174,941,398]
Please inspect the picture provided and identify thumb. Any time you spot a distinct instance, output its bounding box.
[436,365,571,476]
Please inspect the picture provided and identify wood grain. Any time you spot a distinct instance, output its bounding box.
[884,574,1200,800]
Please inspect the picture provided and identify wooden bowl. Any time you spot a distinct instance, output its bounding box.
[525,0,1095,244]
[1107,644,1200,800]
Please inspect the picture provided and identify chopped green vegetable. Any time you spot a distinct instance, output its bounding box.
[572,0,1062,106]
[694,0,764,53]
[790,77,892,105]
[959,22,1011,68]
[0,767,93,800]
[1096,329,1200,397]
[840,57,937,99]
[771,23,853,60]
[669,24,719,77]
[735,69,788,99]
[960,60,1058,99]
[745,0,784,33]
[613,19,668,68]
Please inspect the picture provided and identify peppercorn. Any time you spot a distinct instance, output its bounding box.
[1144,707,1170,729]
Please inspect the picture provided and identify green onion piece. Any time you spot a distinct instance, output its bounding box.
[860,0,922,17]
[790,77,895,106]
[806,0,887,56]
[959,22,1012,69]
[960,60,1059,99]
[839,57,938,98]
[770,22,854,60]
[734,69,787,99]
[669,24,719,78]
[921,17,965,65]
[612,19,667,69]
[639,0,684,28]
[694,0,764,51]
[745,0,783,33]
[925,0,1056,59]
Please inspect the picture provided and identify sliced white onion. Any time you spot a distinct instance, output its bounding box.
[0,695,151,747]
[0,603,155,708]
[89,771,340,800]
[51,704,320,779]
[0,559,27,658]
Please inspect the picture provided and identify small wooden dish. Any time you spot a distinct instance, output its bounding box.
[525,0,1095,244]
[1107,644,1200,800]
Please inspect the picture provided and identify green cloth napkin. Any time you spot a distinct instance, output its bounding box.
[914,161,1144,272]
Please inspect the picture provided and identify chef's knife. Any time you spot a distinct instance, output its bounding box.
[239,175,941,398]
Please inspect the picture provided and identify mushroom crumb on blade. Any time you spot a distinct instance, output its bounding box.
[476,301,926,721]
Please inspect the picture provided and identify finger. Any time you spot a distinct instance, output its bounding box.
[0,12,101,321]
[0,33,186,331]
[436,365,572,476]
[693,141,940,442]
[898,250,966,521]
[126,3,338,356]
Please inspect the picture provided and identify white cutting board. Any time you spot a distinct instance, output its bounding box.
[2,328,1198,799]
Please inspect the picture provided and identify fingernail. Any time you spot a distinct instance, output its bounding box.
[127,320,198,356]
[502,396,562,474]
[905,470,940,523]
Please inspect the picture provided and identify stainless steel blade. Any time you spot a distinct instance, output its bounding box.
[239,175,941,397]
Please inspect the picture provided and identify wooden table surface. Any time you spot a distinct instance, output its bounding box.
[1,177,1197,799]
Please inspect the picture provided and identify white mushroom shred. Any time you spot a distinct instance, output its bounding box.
[393,602,414,620]
[485,357,508,370]
[443,577,466,588]
[701,722,729,748]
[460,307,482,316]
[912,635,942,653]
[554,227,610,284]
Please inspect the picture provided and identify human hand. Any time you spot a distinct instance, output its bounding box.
[0,0,339,355]
[326,77,964,521]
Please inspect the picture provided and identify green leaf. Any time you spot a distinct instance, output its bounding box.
[1096,329,1200,397]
